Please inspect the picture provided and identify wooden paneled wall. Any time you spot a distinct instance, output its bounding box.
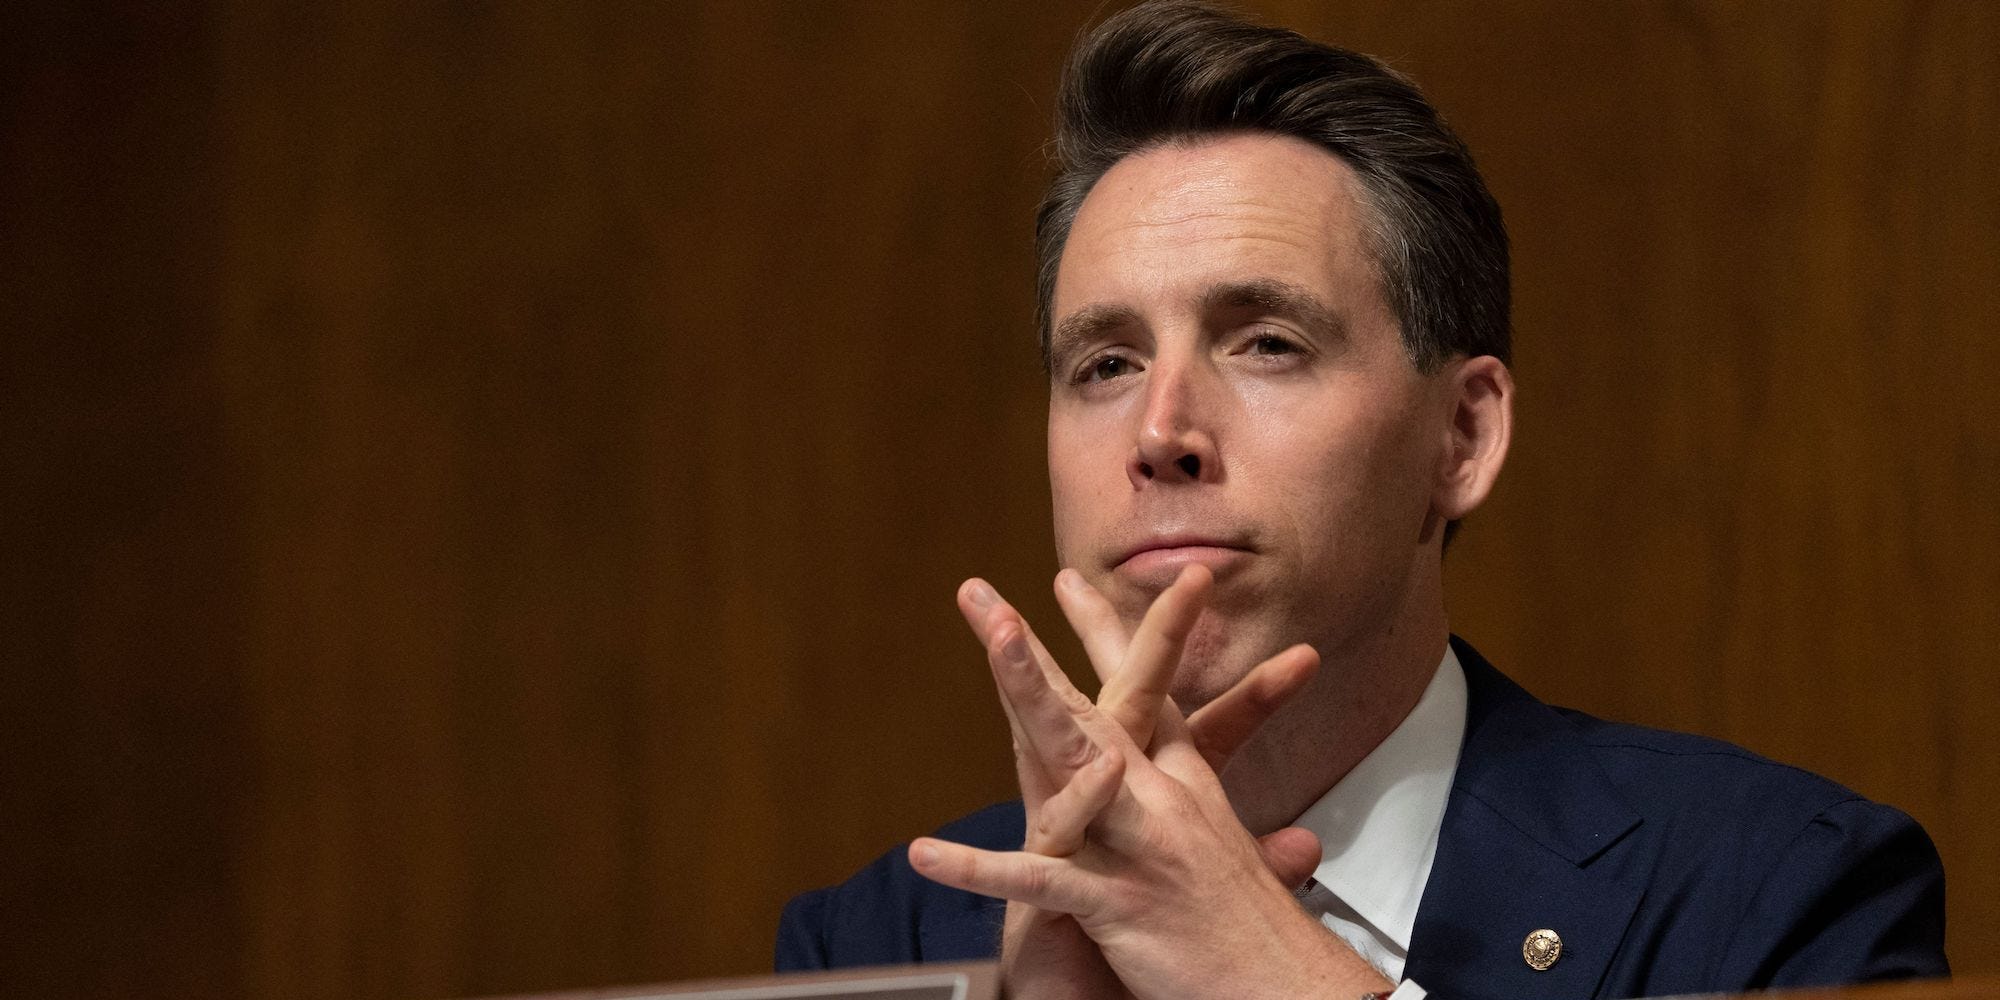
[3,3,1993,998]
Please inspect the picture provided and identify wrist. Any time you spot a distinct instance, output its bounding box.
[1257,893,1396,1000]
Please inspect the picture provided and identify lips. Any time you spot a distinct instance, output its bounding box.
[1112,534,1255,584]
[1116,534,1249,565]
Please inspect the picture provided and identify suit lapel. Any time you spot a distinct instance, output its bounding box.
[1405,640,1653,999]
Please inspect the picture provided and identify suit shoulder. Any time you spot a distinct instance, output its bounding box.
[1554,707,1911,847]
[1553,710,1945,983]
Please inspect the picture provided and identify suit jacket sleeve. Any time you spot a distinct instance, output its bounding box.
[775,886,834,972]
[771,847,924,972]
[773,803,1020,972]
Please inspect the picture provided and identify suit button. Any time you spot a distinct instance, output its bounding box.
[1523,928,1562,970]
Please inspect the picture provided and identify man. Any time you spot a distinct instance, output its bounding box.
[776,3,1948,997]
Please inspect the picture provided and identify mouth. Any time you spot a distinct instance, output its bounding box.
[1113,535,1255,584]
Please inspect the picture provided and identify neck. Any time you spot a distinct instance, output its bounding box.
[1217,565,1449,836]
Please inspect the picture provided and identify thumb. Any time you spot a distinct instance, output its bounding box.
[1255,825,1323,890]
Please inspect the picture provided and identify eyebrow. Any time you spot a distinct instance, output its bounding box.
[1198,279,1346,342]
[1048,278,1347,371]
[1048,303,1142,371]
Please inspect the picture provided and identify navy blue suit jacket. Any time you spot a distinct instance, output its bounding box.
[776,639,1948,997]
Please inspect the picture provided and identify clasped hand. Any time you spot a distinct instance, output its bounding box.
[908,566,1394,1000]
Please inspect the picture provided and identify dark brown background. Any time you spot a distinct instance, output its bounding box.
[3,2,1995,998]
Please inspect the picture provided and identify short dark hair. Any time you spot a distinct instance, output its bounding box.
[1035,0,1511,376]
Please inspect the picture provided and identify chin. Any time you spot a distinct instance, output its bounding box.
[1168,615,1258,712]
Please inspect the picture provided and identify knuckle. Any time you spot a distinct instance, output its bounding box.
[957,850,986,885]
[1056,734,1095,772]
[1058,684,1094,715]
[1030,809,1059,846]
[1018,861,1051,899]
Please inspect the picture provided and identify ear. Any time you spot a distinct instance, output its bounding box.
[1433,354,1513,521]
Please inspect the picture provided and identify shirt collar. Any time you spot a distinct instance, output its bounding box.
[1291,645,1468,953]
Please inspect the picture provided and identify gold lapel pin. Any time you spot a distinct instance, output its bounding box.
[1523,928,1562,970]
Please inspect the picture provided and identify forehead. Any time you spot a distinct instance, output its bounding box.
[1053,132,1379,322]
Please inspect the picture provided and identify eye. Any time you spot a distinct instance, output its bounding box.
[1248,334,1298,356]
[1076,353,1137,384]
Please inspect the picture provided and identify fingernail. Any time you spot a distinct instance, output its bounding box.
[1002,632,1030,665]
[1092,751,1114,772]
[1057,569,1081,591]
[912,842,939,867]
[967,581,998,608]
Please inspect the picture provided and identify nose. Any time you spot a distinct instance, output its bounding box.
[1127,361,1220,488]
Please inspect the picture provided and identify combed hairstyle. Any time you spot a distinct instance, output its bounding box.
[1035,0,1511,376]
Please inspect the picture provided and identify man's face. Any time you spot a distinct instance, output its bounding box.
[1047,132,1451,708]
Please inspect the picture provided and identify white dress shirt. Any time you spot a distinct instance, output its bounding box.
[1290,645,1467,999]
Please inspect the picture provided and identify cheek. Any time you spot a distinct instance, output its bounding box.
[1049,470,1083,561]
[1276,404,1435,547]
[1047,421,1112,563]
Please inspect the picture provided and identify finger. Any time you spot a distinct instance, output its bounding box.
[1052,568,1129,683]
[1099,564,1212,750]
[1024,744,1125,856]
[908,838,1098,916]
[1255,826,1324,891]
[959,579,1087,803]
[1185,643,1321,772]
[958,577,1024,651]
[959,578,1080,696]
[989,619,1101,780]
[956,580,1056,794]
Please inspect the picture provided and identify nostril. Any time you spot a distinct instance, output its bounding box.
[1138,461,1156,480]
[1177,455,1201,478]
